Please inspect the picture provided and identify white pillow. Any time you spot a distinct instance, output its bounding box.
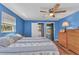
[7,37,16,44]
[0,34,23,47]
[15,34,23,40]
[0,37,10,47]
[5,33,23,44]
[8,35,22,43]
[16,34,22,38]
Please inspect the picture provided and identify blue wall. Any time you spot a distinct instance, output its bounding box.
[55,11,79,40]
[0,4,24,37]
[16,17,24,35]
[24,21,31,37]
[54,21,60,41]
[59,11,79,29]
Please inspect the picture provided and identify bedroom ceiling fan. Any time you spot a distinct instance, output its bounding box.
[40,3,66,17]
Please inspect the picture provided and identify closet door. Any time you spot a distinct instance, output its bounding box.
[32,23,41,37]
[46,23,54,41]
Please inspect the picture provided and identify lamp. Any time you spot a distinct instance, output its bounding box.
[62,21,69,32]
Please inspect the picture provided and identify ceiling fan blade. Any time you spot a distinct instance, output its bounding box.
[52,3,60,12]
[55,10,66,13]
[40,11,47,13]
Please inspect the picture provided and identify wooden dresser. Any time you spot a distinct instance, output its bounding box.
[59,32,67,48]
[58,29,79,54]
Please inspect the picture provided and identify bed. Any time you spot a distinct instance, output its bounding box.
[0,34,59,55]
[16,37,50,43]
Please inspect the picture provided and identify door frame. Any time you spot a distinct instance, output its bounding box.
[45,22,55,41]
[31,22,55,40]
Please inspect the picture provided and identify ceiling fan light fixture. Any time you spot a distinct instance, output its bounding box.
[49,13,54,16]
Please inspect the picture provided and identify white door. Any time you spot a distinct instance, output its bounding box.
[32,23,41,37]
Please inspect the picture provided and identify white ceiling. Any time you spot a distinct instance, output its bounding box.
[2,3,79,21]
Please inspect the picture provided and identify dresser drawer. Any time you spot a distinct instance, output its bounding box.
[68,43,79,54]
[67,31,79,37]
[68,36,79,45]
[58,32,67,48]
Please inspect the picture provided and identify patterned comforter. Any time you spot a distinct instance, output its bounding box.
[0,37,59,55]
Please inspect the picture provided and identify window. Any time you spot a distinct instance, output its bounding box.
[1,12,16,32]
